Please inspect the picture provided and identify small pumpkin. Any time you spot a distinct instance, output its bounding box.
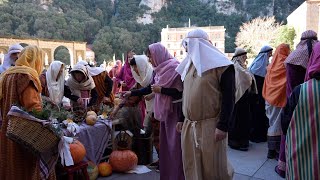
[86,115,97,126]
[87,111,97,117]
[87,161,99,180]
[69,140,86,164]
[98,162,112,177]
[109,150,138,172]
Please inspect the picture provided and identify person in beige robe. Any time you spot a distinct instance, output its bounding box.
[176,29,235,180]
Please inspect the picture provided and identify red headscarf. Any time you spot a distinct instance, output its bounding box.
[116,52,136,91]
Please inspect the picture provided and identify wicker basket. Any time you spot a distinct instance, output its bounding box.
[6,116,61,154]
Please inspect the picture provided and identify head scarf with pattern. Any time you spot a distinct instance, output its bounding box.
[263,44,290,107]
[285,30,318,69]
[0,45,44,100]
[249,45,273,77]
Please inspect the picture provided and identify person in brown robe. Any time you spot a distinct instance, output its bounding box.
[0,45,56,180]
[176,29,235,180]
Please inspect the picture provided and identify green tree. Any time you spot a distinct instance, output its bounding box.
[54,46,70,65]
[271,25,296,49]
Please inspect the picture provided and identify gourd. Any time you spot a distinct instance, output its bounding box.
[87,161,99,180]
[86,115,97,126]
[69,140,86,164]
[108,131,138,172]
[98,162,112,177]
[109,150,138,172]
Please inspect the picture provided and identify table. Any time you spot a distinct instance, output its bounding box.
[63,120,112,164]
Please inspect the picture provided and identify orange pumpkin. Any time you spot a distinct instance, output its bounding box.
[109,150,138,172]
[98,162,112,177]
[70,140,86,164]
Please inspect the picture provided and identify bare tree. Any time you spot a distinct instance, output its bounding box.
[235,16,281,58]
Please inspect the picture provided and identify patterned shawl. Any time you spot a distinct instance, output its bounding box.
[285,30,318,68]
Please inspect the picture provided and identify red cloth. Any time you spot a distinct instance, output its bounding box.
[116,56,136,91]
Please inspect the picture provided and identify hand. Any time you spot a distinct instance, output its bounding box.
[109,107,120,119]
[77,98,84,107]
[122,91,131,98]
[121,81,127,87]
[176,122,183,133]
[151,85,161,93]
[215,128,227,142]
[103,97,111,104]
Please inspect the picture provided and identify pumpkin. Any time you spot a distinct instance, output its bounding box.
[69,140,86,164]
[98,162,112,177]
[87,111,97,117]
[86,115,97,126]
[109,150,138,172]
[87,161,99,180]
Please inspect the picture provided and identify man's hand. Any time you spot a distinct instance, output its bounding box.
[176,122,183,133]
[215,128,227,142]
[122,91,131,98]
[151,85,161,93]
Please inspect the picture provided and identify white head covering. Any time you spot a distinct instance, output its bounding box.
[176,29,232,81]
[0,44,24,73]
[77,60,105,76]
[46,61,65,105]
[131,55,154,87]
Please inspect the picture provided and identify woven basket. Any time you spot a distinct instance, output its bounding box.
[6,116,61,154]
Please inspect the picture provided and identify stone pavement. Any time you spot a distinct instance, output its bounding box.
[99,142,285,180]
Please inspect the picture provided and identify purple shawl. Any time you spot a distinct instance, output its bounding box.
[305,42,320,81]
[149,43,183,121]
[116,56,136,91]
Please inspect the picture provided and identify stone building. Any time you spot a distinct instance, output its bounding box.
[161,26,226,60]
[287,0,320,45]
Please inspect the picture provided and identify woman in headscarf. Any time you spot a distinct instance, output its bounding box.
[116,51,136,91]
[77,60,113,106]
[0,46,56,179]
[276,30,318,178]
[228,48,256,151]
[65,64,97,110]
[110,60,122,94]
[123,43,184,179]
[249,45,273,143]
[0,44,23,73]
[40,61,65,105]
[262,44,290,159]
[280,42,320,179]
[129,55,160,168]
